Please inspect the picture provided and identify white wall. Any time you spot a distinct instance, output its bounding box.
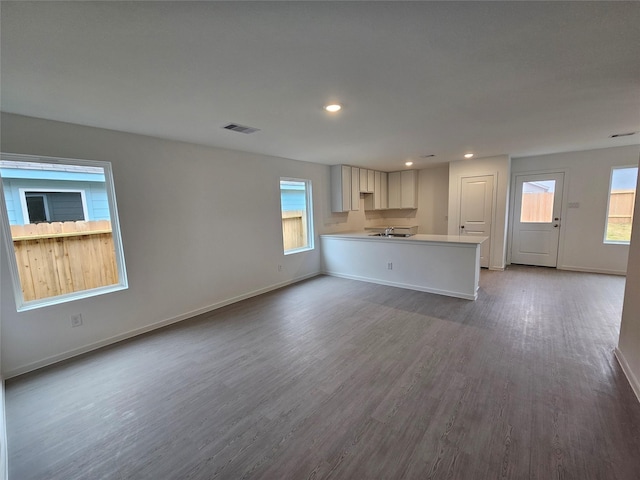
[448,155,511,270]
[416,165,449,235]
[617,164,640,401]
[511,145,640,275]
[0,113,357,377]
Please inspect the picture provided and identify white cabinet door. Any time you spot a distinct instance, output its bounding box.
[374,171,382,209]
[350,167,360,211]
[388,172,401,208]
[400,170,418,208]
[380,172,388,209]
[359,168,369,193]
[330,165,351,212]
[367,170,375,193]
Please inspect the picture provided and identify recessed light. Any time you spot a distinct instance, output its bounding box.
[324,104,342,113]
[405,161,413,166]
[464,153,474,159]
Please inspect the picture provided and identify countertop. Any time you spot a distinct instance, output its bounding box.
[321,232,487,245]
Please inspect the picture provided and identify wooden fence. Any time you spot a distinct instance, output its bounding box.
[521,192,554,223]
[10,220,118,302]
[522,190,636,225]
[608,190,636,224]
[282,210,307,251]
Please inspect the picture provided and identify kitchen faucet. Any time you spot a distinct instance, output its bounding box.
[385,226,394,236]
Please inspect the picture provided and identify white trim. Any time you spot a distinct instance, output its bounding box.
[18,187,89,224]
[0,153,128,312]
[458,172,498,269]
[0,380,7,480]
[280,177,315,254]
[322,271,478,300]
[603,165,637,245]
[614,348,640,404]
[3,273,319,379]
[507,169,568,267]
[557,265,626,276]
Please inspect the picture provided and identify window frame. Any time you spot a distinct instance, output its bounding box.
[280,177,314,255]
[0,153,128,311]
[603,165,638,245]
[20,188,89,223]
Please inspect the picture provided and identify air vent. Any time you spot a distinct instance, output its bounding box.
[222,123,261,134]
[610,132,636,138]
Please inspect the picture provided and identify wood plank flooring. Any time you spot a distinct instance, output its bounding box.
[6,266,640,479]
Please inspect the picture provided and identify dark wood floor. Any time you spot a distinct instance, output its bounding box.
[6,266,640,479]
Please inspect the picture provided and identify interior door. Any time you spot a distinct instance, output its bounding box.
[511,173,564,267]
[460,175,494,268]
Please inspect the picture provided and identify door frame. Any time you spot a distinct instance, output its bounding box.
[455,172,499,269]
[507,169,568,267]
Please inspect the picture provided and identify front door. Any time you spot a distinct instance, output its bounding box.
[460,175,494,268]
[511,173,564,267]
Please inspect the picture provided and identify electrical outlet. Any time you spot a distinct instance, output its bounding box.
[278,264,283,272]
[71,313,83,327]
[387,262,393,270]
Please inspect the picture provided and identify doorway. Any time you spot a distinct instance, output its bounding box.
[511,172,564,267]
[459,175,494,268]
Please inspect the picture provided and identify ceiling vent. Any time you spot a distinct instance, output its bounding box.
[610,132,636,138]
[222,123,260,134]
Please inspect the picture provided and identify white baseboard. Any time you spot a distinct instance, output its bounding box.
[614,347,640,404]
[0,380,7,480]
[323,271,477,300]
[4,273,319,379]
[558,265,626,276]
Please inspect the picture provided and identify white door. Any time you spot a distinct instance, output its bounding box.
[511,173,564,267]
[460,175,494,268]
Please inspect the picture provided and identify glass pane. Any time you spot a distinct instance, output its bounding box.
[1,159,120,303]
[605,167,637,243]
[280,179,309,252]
[520,180,555,223]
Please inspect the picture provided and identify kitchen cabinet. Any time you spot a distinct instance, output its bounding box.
[364,171,388,210]
[350,167,360,211]
[330,165,351,212]
[367,170,375,193]
[359,168,369,192]
[359,168,375,193]
[388,170,417,209]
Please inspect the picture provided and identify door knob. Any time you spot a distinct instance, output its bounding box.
[553,224,559,228]
[460,225,465,229]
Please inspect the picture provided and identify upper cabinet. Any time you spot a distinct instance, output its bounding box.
[331,165,416,212]
[330,165,352,213]
[350,166,360,211]
[359,168,374,193]
[388,170,418,209]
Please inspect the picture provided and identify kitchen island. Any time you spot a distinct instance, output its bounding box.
[320,232,487,300]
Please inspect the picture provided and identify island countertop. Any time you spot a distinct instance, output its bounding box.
[321,232,487,245]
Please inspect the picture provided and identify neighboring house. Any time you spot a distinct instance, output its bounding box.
[0,161,109,225]
[280,180,306,213]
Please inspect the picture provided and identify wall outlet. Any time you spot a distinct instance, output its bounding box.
[278,264,283,272]
[387,262,393,270]
[71,313,83,327]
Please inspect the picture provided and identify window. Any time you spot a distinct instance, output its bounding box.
[604,166,637,244]
[520,180,556,223]
[0,153,128,311]
[280,178,313,254]
[24,190,87,223]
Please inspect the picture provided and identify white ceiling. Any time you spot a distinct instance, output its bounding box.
[1,1,639,171]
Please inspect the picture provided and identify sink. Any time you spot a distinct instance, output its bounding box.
[368,233,413,238]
